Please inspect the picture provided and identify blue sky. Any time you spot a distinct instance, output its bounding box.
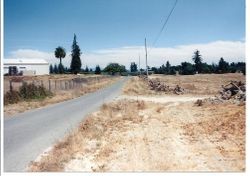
[4,0,245,68]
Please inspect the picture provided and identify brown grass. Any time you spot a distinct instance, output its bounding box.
[4,77,120,117]
[28,74,245,172]
[150,73,245,95]
[28,100,147,172]
[28,99,245,172]
[123,73,245,96]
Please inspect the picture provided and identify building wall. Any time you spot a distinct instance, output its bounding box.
[4,64,49,75]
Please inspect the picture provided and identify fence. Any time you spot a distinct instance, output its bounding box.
[4,76,111,94]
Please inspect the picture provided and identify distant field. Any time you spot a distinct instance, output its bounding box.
[123,73,245,96]
[29,73,245,172]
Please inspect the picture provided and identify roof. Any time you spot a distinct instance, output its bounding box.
[4,59,49,65]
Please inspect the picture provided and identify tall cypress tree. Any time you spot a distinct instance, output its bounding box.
[192,50,203,73]
[49,64,53,74]
[165,61,171,74]
[70,34,82,74]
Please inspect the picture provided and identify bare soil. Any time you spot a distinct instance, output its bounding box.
[123,73,245,96]
[28,73,245,172]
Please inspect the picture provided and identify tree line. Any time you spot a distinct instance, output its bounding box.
[150,50,245,75]
[53,35,245,76]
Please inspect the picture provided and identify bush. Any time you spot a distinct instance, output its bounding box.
[4,82,52,105]
[19,82,52,100]
[4,90,21,105]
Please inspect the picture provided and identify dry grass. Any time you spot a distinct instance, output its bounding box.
[28,100,147,172]
[28,73,245,172]
[122,77,155,95]
[123,73,245,96]
[29,99,245,172]
[4,77,120,117]
[150,73,245,95]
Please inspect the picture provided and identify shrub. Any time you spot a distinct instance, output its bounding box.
[4,82,52,105]
[19,82,52,100]
[4,90,21,105]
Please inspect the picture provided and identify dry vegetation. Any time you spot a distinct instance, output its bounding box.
[4,76,120,117]
[28,73,245,172]
[29,99,245,172]
[123,73,245,96]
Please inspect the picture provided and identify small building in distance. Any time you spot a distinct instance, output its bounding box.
[3,59,49,75]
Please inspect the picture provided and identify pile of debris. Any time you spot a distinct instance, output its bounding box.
[195,81,246,106]
[138,75,184,95]
[219,81,245,101]
[138,75,148,81]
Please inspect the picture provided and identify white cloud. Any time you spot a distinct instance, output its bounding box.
[6,40,245,69]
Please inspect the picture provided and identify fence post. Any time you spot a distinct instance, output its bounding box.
[9,80,13,92]
[55,80,57,90]
[49,79,51,92]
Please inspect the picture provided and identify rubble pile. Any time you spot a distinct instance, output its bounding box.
[219,81,246,102]
[195,81,246,106]
[138,75,184,95]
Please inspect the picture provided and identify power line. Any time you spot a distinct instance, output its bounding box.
[152,0,178,47]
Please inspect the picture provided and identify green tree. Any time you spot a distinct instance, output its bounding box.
[165,61,171,74]
[169,67,176,75]
[218,57,229,73]
[95,65,101,74]
[180,62,195,75]
[200,63,211,73]
[55,46,66,74]
[103,63,126,75]
[70,34,82,74]
[49,64,53,74]
[151,67,158,74]
[192,50,203,73]
[58,63,65,74]
[54,64,58,74]
[85,66,89,72]
[130,62,138,72]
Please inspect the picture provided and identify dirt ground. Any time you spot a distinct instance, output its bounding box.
[123,73,245,96]
[4,76,120,117]
[28,73,245,172]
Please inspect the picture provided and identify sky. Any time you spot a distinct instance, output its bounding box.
[4,0,245,69]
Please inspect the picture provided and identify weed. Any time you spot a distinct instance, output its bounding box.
[4,82,52,105]
[4,90,21,105]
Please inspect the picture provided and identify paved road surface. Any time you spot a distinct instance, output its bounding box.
[4,77,128,172]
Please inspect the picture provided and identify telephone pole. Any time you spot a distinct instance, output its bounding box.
[145,38,148,77]
[138,54,141,75]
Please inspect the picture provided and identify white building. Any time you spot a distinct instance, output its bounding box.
[3,59,49,75]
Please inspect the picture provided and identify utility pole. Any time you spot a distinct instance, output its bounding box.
[145,38,148,77]
[139,54,141,75]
